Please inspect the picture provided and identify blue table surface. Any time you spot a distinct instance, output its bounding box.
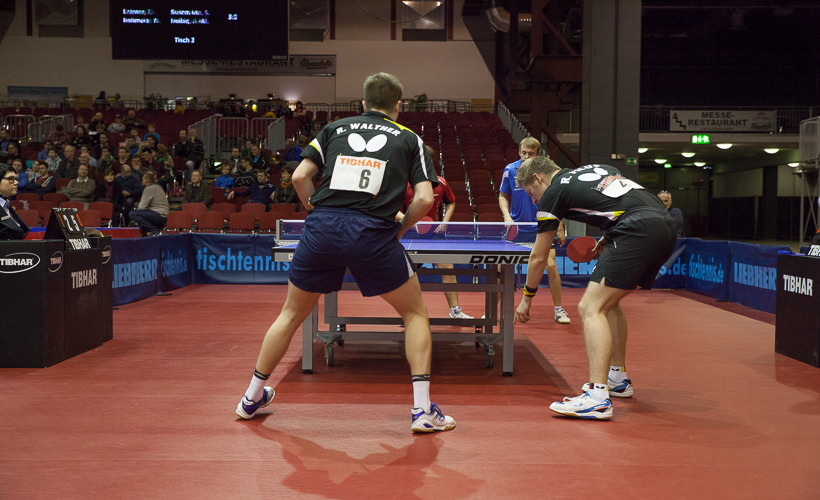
[275,240,533,252]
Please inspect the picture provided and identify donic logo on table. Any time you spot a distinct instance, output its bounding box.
[0,252,40,273]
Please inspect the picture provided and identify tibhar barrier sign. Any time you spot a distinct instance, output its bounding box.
[670,110,775,132]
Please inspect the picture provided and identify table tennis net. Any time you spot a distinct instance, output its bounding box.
[277,220,537,243]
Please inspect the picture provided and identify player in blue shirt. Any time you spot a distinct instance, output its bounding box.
[499,138,570,324]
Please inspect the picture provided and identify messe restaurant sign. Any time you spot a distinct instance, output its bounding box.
[143,55,336,75]
[670,110,775,132]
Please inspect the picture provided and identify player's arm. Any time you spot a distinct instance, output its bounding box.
[498,192,513,223]
[399,180,434,238]
[515,229,556,324]
[556,220,566,246]
[293,157,319,208]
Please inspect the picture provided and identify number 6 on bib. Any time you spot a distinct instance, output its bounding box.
[330,155,387,196]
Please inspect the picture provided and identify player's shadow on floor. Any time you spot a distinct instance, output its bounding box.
[239,415,483,500]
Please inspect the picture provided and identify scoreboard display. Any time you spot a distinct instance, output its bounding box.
[110,0,288,60]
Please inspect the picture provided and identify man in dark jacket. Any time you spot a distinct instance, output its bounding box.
[0,164,29,240]
[181,170,213,206]
[226,170,274,209]
[18,162,56,199]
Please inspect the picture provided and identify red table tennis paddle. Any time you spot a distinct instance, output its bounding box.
[416,216,434,235]
[566,236,599,263]
[505,224,518,242]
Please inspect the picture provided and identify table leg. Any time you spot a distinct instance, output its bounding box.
[302,301,319,374]
[501,264,514,376]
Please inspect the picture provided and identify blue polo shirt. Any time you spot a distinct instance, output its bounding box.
[499,159,537,232]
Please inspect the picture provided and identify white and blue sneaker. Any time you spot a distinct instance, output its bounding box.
[582,378,633,398]
[235,387,275,419]
[554,307,571,324]
[411,403,456,433]
[549,392,613,420]
[449,307,474,319]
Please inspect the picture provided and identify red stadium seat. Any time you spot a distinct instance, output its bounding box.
[195,211,226,232]
[258,212,281,233]
[210,202,236,220]
[240,202,266,222]
[88,201,114,227]
[15,209,39,227]
[76,209,102,228]
[228,212,255,233]
[478,213,504,223]
[29,200,55,226]
[43,193,68,205]
[15,193,40,205]
[60,201,85,211]
[165,211,194,233]
[181,202,207,221]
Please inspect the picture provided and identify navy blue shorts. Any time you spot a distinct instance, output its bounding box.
[289,207,416,297]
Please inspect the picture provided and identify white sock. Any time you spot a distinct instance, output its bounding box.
[609,366,627,383]
[588,383,609,403]
[450,306,461,314]
[412,380,431,413]
[554,306,563,312]
[244,373,268,402]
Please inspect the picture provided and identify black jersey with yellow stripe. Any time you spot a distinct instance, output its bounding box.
[300,110,437,221]
[536,164,665,233]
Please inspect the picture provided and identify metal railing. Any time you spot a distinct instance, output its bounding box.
[497,102,529,145]
[3,115,36,143]
[266,117,286,153]
[216,117,250,156]
[251,118,277,148]
[26,115,74,143]
[189,115,219,161]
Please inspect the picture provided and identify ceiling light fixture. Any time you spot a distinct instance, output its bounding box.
[716,143,732,149]
[638,148,648,154]
[694,162,706,167]
[681,152,695,158]
[788,162,799,167]
[654,159,667,164]
[764,148,779,154]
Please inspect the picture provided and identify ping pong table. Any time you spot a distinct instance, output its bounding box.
[271,220,536,376]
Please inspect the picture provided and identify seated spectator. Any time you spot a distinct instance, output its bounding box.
[54,145,78,178]
[89,112,105,130]
[18,162,55,199]
[3,142,21,164]
[214,164,234,193]
[130,171,169,236]
[24,160,44,186]
[48,124,71,149]
[141,149,172,192]
[275,99,292,119]
[659,190,684,237]
[0,129,13,152]
[186,127,205,180]
[173,129,192,161]
[234,157,256,187]
[226,170,275,209]
[94,170,124,225]
[45,148,63,176]
[250,144,269,171]
[110,93,124,109]
[60,164,96,206]
[107,115,125,134]
[143,123,161,144]
[90,123,107,144]
[72,125,91,149]
[182,170,212,206]
[0,164,29,240]
[73,115,86,132]
[114,145,131,171]
[97,147,117,178]
[9,158,28,191]
[174,100,185,114]
[130,154,147,180]
[281,138,302,164]
[272,163,297,205]
[93,91,109,109]
[240,139,254,158]
[122,109,146,130]
[226,147,242,172]
[92,132,111,159]
[126,137,139,156]
[38,140,55,161]
[156,144,172,168]
[128,127,142,145]
[79,146,97,167]
[142,135,158,151]
[73,152,98,182]
[297,132,309,149]
[115,163,141,225]
[294,101,307,118]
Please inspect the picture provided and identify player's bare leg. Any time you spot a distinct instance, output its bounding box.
[608,304,628,367]
[546,248,570,323]
[254,281,321,374]
[576,279,632,384]
[380,274,431,374]
[381,274,455,432]
[237,281,320,419]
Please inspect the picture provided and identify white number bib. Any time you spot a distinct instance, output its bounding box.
[329,155,387,196]
[596,175,644,198]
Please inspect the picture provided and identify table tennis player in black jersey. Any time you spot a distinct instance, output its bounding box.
[514,156,677,420]
[234,72,455,434]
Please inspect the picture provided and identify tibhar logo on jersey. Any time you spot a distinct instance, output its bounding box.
[348,133,388,153]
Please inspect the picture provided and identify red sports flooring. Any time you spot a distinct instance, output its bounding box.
[2,285,819,499]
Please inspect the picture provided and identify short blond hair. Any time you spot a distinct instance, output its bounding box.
[519,137,541,153]
[364,73,403,112]
[516,156,560,187]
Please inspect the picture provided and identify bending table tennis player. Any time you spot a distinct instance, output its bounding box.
[235,72,456,434]
[396,145,474,320]
[514,156,676,420]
